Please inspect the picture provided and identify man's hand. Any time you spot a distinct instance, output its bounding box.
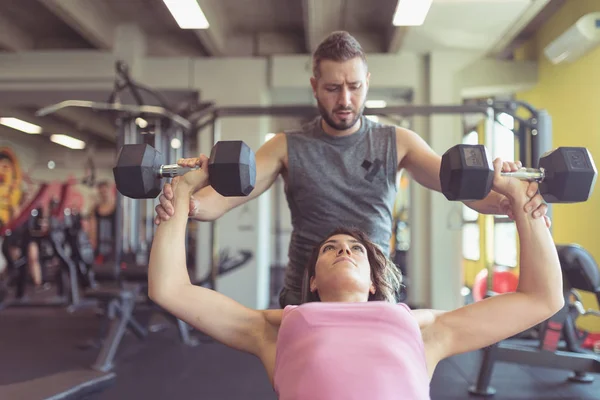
[495,159,551,228]
[154,154,209,225]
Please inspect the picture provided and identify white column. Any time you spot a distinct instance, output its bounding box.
[406,54,431,308]
[428,51,480,310]
[113,24,147,78]
[193,59,272,310]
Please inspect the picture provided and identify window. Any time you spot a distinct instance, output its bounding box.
[492,113,518,268]
[494,222,517,267]
[493,113,516,168]
[462,223,480,261]
[462,130,480,261]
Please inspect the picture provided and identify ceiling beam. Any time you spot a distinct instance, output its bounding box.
[38,0,116,49]
[0,106,113,147]
[302,0,345,53]
[194,0,226,56]
[0,13,35,51]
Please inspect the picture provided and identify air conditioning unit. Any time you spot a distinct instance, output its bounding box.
[543,12,600,64]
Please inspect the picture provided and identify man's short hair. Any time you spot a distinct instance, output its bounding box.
[312,31,367,79]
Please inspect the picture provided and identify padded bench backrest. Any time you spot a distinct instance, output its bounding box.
[556,244,600,294]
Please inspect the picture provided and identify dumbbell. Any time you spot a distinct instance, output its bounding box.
[440,144,597,203]
[112,141,256,199]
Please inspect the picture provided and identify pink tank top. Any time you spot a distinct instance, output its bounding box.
[273,301,430,400]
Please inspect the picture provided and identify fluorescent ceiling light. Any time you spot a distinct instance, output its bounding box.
[50,134,86,150]
[135,117,148,128]
[393,0,433,26]
[365,100,387,108]
[170,138,182,149]
[0,117,42,134]
[265,133,276,142]
[163,0,210,29]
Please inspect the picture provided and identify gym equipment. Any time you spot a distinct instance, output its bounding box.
[64,209,97,289]
[36,99,191,130]
[440,144,597,203]
[468,244,600,397]
[0,212,69,309]
[472,268,519,302]
[0,197,98,312]
[112,141,257,199]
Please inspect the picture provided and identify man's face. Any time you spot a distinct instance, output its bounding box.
[311,57,370,132]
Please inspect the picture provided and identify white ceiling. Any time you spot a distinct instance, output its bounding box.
[403,0,534,53]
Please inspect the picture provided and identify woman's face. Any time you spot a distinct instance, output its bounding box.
[310,234,374,300]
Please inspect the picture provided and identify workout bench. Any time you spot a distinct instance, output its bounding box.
[84,262,198,372]
[469,244,600,397]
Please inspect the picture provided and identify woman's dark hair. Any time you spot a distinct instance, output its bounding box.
[303,227,403,303]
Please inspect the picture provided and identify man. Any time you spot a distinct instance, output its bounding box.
[155,31,550,307]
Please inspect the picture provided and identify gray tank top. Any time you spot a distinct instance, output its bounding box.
[283,115,398,298]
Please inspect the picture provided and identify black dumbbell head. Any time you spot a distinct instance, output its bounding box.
[113,144,164,199]
[538,147,597,203]
[208,141,256,197]
[440,144,494,201]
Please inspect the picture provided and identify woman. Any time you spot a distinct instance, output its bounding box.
[148,157,564,399]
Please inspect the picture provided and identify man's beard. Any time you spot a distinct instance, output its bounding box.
[317,100,365,131]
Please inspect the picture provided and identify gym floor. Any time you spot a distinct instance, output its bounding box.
[1,306,598,400]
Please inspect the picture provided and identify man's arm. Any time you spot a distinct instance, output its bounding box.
[148,180,281,357]
[396,127,546,217]
[156,133,287,222]
[421,170,564,362]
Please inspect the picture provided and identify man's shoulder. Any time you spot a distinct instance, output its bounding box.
[284,117,320,136]
[392,126,421,143]
[365,118,402,136]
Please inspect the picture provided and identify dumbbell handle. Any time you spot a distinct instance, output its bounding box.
[158,164,199,178]
[501,167,545,182]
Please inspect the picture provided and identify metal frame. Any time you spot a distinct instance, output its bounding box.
[36,100,191,130]
[470,258,600,397]
[469,341,600,396]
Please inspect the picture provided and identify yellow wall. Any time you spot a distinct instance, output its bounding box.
[516,0,600,332]
[463,216,488,287]
[463,121,490,288]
